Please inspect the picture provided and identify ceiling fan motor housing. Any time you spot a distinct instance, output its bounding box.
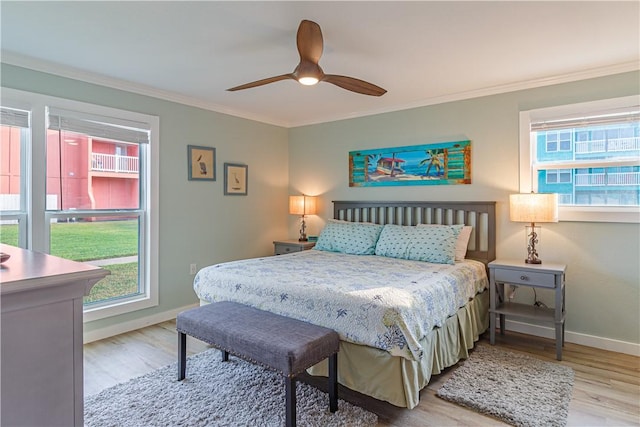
[293,61,324,84]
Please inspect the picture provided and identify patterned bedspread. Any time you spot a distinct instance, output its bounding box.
[194,250,488,362]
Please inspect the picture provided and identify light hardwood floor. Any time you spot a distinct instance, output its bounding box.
[84,321,640,426]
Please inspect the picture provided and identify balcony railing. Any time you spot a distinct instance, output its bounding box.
[575,172,640,186]
[574,137,640,154]
[92,153,138,174]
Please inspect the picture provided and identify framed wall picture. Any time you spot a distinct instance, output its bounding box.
[188,145,216,181]
[349,140,471,187]
[224,163,248,195]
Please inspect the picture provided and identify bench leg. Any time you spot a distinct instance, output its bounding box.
[285,376,296,427]
[328,353,338,413]
[221,350,229,362]
[178,332,186,381]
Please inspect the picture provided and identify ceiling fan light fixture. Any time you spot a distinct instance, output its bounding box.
[226,20,386,96]
[298,76,319,86]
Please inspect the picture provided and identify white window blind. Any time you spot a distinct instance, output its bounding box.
[0,106,30,128]
[47,107,150,144]
[531,109,640,131]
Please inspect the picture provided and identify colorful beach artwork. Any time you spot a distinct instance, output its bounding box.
[349,140,471,187]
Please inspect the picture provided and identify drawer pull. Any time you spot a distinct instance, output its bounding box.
[494,268,555,288]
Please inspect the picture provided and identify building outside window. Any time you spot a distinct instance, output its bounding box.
[536,122,639,206]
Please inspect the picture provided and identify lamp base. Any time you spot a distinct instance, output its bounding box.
[298,216,308,242]
[525,223,542,265]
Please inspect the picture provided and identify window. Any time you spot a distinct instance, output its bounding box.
[0,88,159,321]
[0,106,30,247]
[545,131,572,152]
[546,169,572,184]
[520,96,640,223]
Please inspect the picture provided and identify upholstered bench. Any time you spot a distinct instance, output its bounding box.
[176,301,340,427]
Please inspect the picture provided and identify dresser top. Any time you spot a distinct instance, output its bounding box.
[0,244,108,295]
[489,259,567,274]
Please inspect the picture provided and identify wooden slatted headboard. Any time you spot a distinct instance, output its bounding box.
[333,200,496,267]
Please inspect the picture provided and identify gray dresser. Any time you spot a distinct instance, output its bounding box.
[1,244,108,427]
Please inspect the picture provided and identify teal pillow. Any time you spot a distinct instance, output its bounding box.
[314,219,384,255]
[374,224,462,264]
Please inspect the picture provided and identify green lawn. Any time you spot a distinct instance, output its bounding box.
[52,220,139,261]
[0,224,19,247]
[84,262,139,305]
[1,220,138,261]
[1,220,140,304]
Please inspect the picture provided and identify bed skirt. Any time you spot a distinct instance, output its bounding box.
[306,289,489,409]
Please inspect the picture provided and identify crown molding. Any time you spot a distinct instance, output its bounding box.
[1,51,288,127]
[2,51,638,129]
[291,61,640,127]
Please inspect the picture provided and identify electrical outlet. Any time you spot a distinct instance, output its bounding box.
[189,263,197,275]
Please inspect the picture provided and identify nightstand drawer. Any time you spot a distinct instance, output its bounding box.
[275,244,301,255]
[494,268,556,288]
[273,240,315,255]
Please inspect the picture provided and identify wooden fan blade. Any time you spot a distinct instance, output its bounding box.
[227,74,295,91]
[322,75,387,96]
[296,20,323,63]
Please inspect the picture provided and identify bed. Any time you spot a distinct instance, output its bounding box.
[194,200,496,409]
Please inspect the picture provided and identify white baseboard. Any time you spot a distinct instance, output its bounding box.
[83,305,639,357]
[505,319,640,357]
[83,303,199,344]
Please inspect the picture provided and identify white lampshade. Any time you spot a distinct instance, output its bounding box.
[509,193,559,223]
[289,195,317,216]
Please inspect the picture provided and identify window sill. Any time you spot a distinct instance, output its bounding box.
[559,206,640,223]
[83,293,158,322]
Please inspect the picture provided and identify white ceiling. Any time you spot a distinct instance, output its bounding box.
[1,1,638,128]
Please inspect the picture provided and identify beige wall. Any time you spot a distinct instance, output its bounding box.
[288,71,640,348]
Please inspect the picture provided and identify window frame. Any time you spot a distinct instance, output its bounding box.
[0,105,31,247]
[1,87,159,321]
[519,95,640,223]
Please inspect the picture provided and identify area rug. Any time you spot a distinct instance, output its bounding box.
[85,349,377,427]
[436,345,574,427]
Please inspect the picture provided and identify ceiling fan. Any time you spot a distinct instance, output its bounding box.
[227,20,387,97]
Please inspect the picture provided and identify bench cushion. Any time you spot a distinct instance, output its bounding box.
[177,301,340,376]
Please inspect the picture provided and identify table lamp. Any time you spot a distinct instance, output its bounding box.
[509,192,558,264]
[289,195,317,241]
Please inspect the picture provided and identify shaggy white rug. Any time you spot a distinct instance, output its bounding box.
[85,349,377,427]
[436,345,574,427]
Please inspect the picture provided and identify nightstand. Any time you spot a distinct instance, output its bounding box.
[488,259,567,360]
[273,239,316,255]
